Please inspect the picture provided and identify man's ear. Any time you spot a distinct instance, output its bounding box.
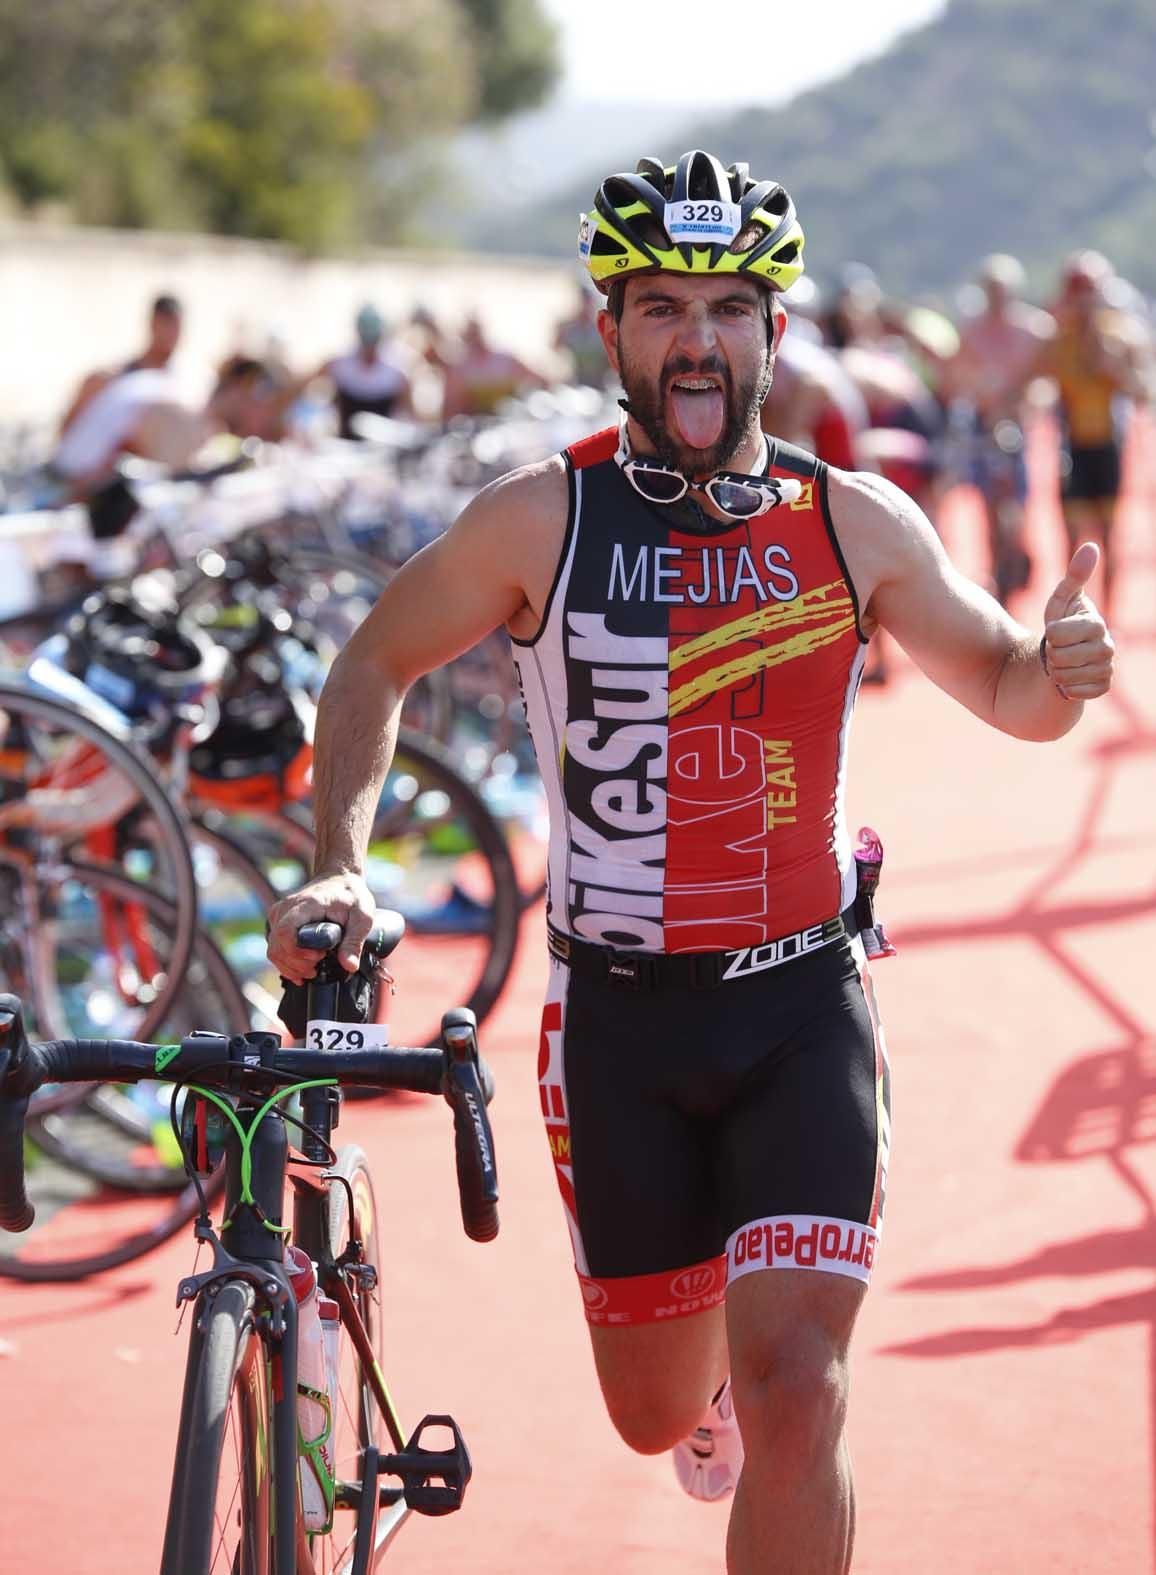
[597,306,621,377]
[769,297,788,356]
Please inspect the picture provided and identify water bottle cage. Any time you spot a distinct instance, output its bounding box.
[297,1385,337,1531]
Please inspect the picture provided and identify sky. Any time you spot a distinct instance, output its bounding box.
[539,0,949,108]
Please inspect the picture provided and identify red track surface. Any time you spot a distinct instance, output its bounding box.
[3,452,1154,1572]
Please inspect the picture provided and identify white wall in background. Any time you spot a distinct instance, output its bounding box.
[0,222,584,425]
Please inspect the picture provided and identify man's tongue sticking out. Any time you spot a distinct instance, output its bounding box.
[668,378,726,455]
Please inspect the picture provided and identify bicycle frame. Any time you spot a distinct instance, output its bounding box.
[291,1159,415,1567]
[0,924,492,1571]
[163,968,467,1574]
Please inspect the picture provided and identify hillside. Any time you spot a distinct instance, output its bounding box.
[487,0,1156,298]
[449,99,694,219]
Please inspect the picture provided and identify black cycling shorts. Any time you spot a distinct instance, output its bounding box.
[1062,442,1121,502]
[537,933,890,1327]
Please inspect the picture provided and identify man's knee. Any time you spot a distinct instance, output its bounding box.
[731,1326,849,1468]
[599,1376,715,1455]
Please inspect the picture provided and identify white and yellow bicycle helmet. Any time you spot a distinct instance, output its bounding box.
[579,149,805,296]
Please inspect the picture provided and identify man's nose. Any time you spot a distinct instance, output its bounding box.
[674,304,719,356]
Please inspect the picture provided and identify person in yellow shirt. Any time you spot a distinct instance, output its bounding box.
[1041,251,1149,618]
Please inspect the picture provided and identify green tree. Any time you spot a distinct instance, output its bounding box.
[458,0,561,121]
[178,0,376,245]
[0,0,560,246]
[0,0,183,211]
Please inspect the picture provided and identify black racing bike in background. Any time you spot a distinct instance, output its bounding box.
[0,910,499,1573]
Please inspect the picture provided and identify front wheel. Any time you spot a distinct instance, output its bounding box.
[161,1281,274,1575]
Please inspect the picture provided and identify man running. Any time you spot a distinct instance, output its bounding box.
[1040,250,1149,619]
[267,151,1115,1574]
[942,254,1055,604]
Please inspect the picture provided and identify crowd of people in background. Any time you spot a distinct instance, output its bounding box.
[41,245,1156,636]
[761,248,1152,632]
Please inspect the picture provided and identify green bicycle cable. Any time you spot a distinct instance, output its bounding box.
[183,1079,339,1233]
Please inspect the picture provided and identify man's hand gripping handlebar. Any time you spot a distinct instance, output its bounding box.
[0,911,499,1244]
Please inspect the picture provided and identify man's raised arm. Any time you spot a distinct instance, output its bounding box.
[833,472,1114,743]
[268,456,567,977]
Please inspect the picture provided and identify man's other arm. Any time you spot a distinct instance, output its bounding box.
[833,472,1113,741]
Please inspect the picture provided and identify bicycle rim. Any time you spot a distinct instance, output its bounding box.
[0,875,244,1278]
[175,540,450,739]
[0,679,198,1059]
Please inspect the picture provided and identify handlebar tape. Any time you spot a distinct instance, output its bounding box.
[0,1087,33,1233]
[441,1009,499,1244]
[0,1036,158,1232]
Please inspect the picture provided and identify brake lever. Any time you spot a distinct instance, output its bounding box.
[440,1010,499,1242]
[0,995,30,1097]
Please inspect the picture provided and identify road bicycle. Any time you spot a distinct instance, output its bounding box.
[0,910,499,1571]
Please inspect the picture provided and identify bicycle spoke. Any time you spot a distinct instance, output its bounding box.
[210,1401,245,1571]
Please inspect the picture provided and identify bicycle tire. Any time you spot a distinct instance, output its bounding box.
[384,728,521,1039]
[227,726,521,1050]
[176,538,454,742]
[10,842,222,1122]
[160,1280,274,1575]
[0,882,243,1277]
[187,812,293,1032]
[0,1154,223,1283]
[15,860,249,1196]
[72,814,278,1144]
[0,679,199,1068]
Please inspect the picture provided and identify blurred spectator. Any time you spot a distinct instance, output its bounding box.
[324,304,416,438]
[553,286,610,389]
[1038,250,1150,617]
[59,293,185,437]
[441,315,545,421]
[818,265,952,687]
[822,264,883,351]
[940,254,1055,604]
[123,294,184,373]
[762,329,870,472]
[944,255,1053,417]
[404,304,453,377]
[52,357,271,496]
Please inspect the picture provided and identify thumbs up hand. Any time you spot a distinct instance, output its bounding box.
[1040,543,1115,700]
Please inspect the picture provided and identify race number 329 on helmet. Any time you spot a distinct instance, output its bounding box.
[578,149,806,296]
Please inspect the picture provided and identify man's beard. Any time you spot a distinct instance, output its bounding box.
[618,344,772,477]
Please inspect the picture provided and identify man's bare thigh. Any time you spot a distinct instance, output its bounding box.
[588,1304,728,1452]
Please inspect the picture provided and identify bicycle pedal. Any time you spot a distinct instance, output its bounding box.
[378,1414,472,1516]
